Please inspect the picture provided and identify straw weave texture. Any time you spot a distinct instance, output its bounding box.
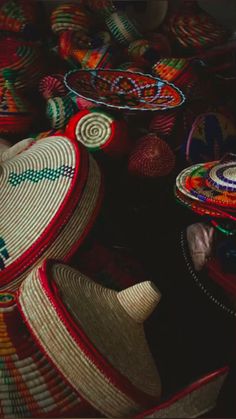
[19,263,161,417]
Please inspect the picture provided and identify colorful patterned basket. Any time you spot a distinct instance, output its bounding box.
[46,96,76,130]
[165,4,227,53]
[39,74,67,100]
[64,69,185,112]
[18,260,162,417]
[175,157,236,222]
[0,291,96,418]
[0,38,44,90]
[0,135,102,292]
[0,69,33,136]
[51,3,91,35]
[59,31,113,70]
[0,0,38,37]
[128,133,175,178]
[186,113,236,164]
[65,108,130,156]
[106,11,141,45]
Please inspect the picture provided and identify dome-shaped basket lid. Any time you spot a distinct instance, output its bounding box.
[0,290,88,417]
[0,135,102,291]
[18,260,162,418]
[64,69,185,112]
[176,158,236,210]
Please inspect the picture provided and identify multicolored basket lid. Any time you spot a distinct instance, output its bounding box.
[0,135,102,292]
[0,291,95,418]
[18,260,162,417]
[64,69,185,112]
[186,112,236,164]
[65,108,130,156]
[175,156,236,221]
[0,38,44,90]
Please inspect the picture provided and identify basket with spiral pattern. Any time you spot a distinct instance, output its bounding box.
[0,135,103,292]
[65,108,130,156]
[18,259,162,418]
[175,157,236,221]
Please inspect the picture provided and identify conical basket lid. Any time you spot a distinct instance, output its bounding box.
[18,260,162,417]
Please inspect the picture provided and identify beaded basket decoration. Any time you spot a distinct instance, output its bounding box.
[106,11,141,45]
[186,113,236,164]
[46,96,76,130]
[0,38,44,90]
[18,260,162,417]
[0,0,37,36]
[51,3,91,35]
[128,133,175,178]
[65,108,130,156]
[0,69,33,136]
[0,135,102,292]
[0,291,96,418]
[65,69,185,112]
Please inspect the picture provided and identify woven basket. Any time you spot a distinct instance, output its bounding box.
[39,74,67,100]
[46,96,76,130]
[128,133,175,178]
[0,0,37,36]
[0,291,98,418]
[0,69,33,136]
[0,135,102,292]
[51,3,91,35]
[0,38,44,90]
[18,260,162,417]
[65,108,130,157]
